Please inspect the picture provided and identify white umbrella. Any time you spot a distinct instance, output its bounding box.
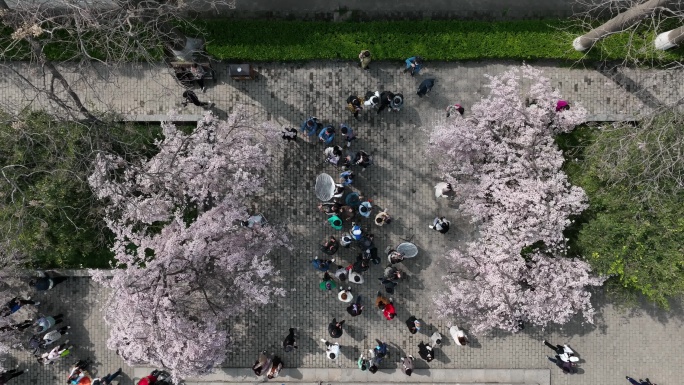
[315,173,335,201]
[397,242,418,258]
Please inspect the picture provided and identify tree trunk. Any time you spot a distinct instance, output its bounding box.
[573,0,671,51]
[654,25,684,49]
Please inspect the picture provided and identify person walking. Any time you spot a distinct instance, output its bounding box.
[34,314,64,334]
[0,298,38,317]
[376,91,394,114]
[404,56,424,76]
[339,124,357,148]
[328,318,345,338]
[266,355,283,379]
[328,215,343,230]
[405,316,421,334]
[283,328,298,352]
[300,116,321,138]
[190,63,207,93]
[353,150,372,170]
[434,182,456,198]
[382,298,397,320]
[0,368,27,385]
[547,355,577,374]
[401,355,414,376]
[543,340,577,362]
[374,209,391,226]
[0,320,33,332]
[346,95,363,120]
[30,272,68,291]
[38,342,72,365]
[346,295,364,317]
[252,350,271,376]
[181,90,213,109]
[364,91,380,109]
[358,352,369,371]
[373,339,388,361]
[312,257,335,272]
[429,217,450,234]
[418,341,434,362]
[333,265,349,282]
[92,368,123,385]
[446,103,465,117]
[321,339,340,360]
[375,291,390,310]
[626,376,656,385]
[358,50,372,70]
[42,326,70,347]
[417,78,435,98]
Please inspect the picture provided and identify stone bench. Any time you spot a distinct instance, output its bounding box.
[120,114,203,122]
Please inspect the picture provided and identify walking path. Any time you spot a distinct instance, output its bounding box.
[3,61,683,385]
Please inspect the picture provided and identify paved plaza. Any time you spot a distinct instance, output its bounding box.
[3,61,684,385]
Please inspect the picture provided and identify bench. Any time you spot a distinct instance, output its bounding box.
[170,62,217,84]
[120,115,204,122]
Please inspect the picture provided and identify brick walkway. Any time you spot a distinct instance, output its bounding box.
[4,61,683,385]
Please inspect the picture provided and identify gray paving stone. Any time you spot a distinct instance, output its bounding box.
[2,61,683,385]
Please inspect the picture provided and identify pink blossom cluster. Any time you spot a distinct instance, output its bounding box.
[89,111,287,378]
[430,65,604,333]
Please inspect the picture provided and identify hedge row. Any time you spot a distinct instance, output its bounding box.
[198,19,684,62]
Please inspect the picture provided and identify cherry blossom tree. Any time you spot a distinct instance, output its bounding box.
[430,65,605,334]
[89,111,287,378]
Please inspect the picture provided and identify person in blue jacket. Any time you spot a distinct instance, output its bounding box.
[300,116,321,138]
[319,126,335,144]
[404,56,424,76]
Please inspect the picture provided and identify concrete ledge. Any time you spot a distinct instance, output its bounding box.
[585,113,638,122]
[133,368,549,385]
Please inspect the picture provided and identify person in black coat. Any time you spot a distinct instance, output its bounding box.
[377,91,395,114]
[283,328,297,352]
[30,272,68,291]
[328,318,345,338]
[418,341,434,362]
[417,78,435,98]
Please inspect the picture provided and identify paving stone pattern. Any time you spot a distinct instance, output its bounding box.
[3,61,684,385]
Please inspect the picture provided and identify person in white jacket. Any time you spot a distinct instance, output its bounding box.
[321,339,340,360]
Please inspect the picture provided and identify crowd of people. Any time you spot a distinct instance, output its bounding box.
[0,272,123,385]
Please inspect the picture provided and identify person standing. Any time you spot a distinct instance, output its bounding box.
[358,352,369,371]
[339,124,357,148]
[358,50,372,70]
[283,328,298,352]
[1,297,38,317]
[182,90,212,109]
[404,56,424,76]
[346,295,364,316]
[281,128,298,142]
[328,318,345,338]
[318,125,335,145]
[328,215,343,230]
[446,103,465,117]
[429,217,450,234]
[430,331,443,348]
[300,116,321,138]
[319,272,337,291]
[266,356,283,379]
[190,63,207,93]
[417,78,435,98]
[382,299,397,320]
[252,351,271,376]
[0,368,27,384]
[339,171,354,186]
[321,339,340,360]
[320,236,339,256]
[42,325,70,347]
[338,287,353,303]
[346,95,363,120]
[30,272,68,291]
[376,91,394,114]
[390,93,404,112]
[418,341,434,362]
[401,355,414,376]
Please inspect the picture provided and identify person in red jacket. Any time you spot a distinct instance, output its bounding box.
[382,300,397,320]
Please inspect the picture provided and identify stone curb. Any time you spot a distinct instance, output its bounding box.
[133,368,550,385]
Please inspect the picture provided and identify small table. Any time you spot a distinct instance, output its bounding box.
[229,64,256,80]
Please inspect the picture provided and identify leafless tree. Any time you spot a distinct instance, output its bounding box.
[0,0,230,121]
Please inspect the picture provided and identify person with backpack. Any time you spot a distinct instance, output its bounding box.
[404,56,424,76]
[30,271,68,291]
[318,125,335,145]
[346,95,363,120]
[300,116,321,138]
[283,328,297,352]
[181,90,213,109]
[34,314,64,334]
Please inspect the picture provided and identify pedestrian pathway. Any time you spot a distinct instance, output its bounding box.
[3,61,683,385]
